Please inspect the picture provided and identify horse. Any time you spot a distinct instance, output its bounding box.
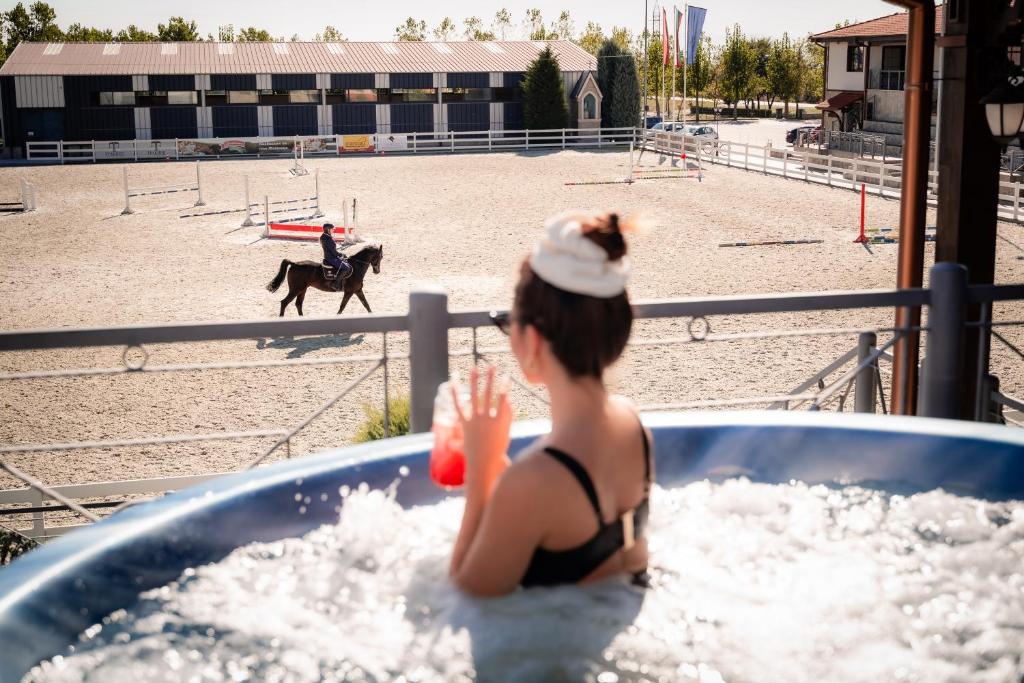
[265,243,384,317]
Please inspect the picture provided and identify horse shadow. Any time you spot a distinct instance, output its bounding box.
[255,333,365,359]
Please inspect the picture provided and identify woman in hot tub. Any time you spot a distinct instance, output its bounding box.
[449,210,654,596]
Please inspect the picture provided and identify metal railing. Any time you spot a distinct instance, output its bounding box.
[24,127,637,164]
[2,266,1022,541]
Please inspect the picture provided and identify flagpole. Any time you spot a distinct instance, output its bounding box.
[682,4,688,125]
[672,7,677,122]
[661,8,667,119]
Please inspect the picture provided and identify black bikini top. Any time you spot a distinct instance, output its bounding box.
[519,419,652,588]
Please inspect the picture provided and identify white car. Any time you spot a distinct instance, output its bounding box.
[679,124,719,140]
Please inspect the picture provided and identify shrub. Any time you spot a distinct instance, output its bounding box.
[353,395,411,442]
[1,525,38,565]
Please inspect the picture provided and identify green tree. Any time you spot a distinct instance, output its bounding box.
[314,26,346,42]
[749,37,771,111]
[394,17,426,41]
[462,17,495,41]
[609,26,632,53]
[237,27,273,42]
[2,2,62,56]
[578,21,604,55]
[433,17,457,41]
[217,24,234,42]
[157,16,199,41]
[610,52,641,128]
[115,24,158,42]
[522,46,568,129]
[687,35,714,120]
[719,24,754,119]
[493,8,512,40]
[550,10,574,40]
[799,38,824,103]
[642,36,667,116]
[63,23,114,42]
[525,9,551,40]
[596,38,622,127]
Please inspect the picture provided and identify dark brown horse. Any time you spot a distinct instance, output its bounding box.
[265,243,384,316]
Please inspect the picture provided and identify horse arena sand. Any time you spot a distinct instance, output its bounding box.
[1,149,1022,492]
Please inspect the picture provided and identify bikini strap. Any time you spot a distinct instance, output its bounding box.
[543,447,603,522]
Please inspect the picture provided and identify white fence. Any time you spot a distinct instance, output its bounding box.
[25,127,637,164]
[641,130,1024,225]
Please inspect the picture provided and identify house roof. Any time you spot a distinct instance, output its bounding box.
[569,71,600,99]
[812,6,944,42]
[0,40,596,76]
[818,91,863,111]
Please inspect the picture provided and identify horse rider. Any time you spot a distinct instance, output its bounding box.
[320,223,352,291]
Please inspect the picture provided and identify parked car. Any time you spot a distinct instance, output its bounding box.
[680,124,718,140]
[787,125,821,144]
[642,115,663,129]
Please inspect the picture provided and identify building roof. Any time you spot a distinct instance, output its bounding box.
[818,91,863,111]
[812,6,944,42]
[0,40,596,76]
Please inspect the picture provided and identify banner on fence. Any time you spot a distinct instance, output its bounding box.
[375,133,408,152]
[340,135,375,153]
[175,137,335,156]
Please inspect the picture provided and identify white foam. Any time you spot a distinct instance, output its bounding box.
[26,480,1024,682]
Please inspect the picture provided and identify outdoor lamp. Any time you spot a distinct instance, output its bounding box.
[982,77,1024,143]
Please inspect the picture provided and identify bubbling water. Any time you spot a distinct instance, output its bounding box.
[25,479,1024,683]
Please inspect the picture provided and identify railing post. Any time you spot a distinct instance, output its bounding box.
[409,288,450,433]
[1015,184,1021,223]
[744,142,749,170]
[763,142,769,174]
[526,129,530,150]
[921,263,968,419]
[855,332,877,413]
[782,151,788,178]
[827,156,833,187]
[562,128,566,150]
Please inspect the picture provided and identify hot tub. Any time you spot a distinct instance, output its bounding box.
[1,412,1022,680]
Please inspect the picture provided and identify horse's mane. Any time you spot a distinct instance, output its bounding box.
[344,242,382,259]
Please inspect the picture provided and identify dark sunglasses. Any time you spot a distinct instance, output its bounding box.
[489,311,512,335]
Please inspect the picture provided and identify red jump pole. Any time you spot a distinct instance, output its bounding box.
[854,182,868,243]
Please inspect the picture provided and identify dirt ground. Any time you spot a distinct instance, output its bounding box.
[1,148,1022,492]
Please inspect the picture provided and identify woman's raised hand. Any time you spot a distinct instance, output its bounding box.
[452,365,513,484]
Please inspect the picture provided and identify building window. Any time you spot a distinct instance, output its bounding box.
[583,93,597,119]
[879,45,906,90]
[259,89,290,105]
[167,91,198,105]
[98,91,136,106]
[387,88,437,103]
[205,89,227,105]
[229,90,258,104]
[492,86,521,103]
[846,45,864,72]
[288,89,321,104]
[442,87,492,103]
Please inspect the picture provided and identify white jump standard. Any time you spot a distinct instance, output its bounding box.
[0,180,37,214]
[246,170,323,228]
[122,162,204,215]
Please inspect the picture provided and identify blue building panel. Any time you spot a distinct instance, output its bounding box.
[390,73,433,89]
[390,103,433,134]
[271,74,316,91]
[150,107,198,139]
[331,104,376,135]
[503,72,526,88]
[149,75,196,92]
[73,107,134,140]
[272,105,318,136]
[503,102,524,130]
[447,103,489,132]
[211,106,258,138]
[331,73,375,90]
[211,74,257,91]
[446,72,489,89]
[63,76,133,106]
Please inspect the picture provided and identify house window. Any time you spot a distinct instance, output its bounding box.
[387,88,437,103]
[583,93,597,119]
[288,89,321,104]
[879,45,906,90]
[846,45,864,72]
[259,89,290,105]
[441,87,492,103]
[229,90,258,104]
[98,91,136,106]
[166,91,198,105]
[345,89,378,103]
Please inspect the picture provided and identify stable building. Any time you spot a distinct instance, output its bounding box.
[0,40,599,156]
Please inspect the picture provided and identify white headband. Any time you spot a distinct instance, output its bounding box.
[528,211,631,298]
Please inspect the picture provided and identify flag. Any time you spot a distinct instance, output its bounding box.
[674,6,684,67]
[661,8,669,66]
[686,6,708,65]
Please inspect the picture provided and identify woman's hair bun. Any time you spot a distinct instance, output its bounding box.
[581,212,628,262]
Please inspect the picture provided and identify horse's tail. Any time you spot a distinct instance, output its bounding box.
[266,259,293,293]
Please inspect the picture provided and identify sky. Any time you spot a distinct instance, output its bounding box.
[40,0,899,42]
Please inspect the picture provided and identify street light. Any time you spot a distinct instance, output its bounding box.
[982,76,1024,144]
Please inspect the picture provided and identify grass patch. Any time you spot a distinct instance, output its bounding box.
[353,395,411,443]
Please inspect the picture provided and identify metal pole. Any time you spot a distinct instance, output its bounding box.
[121,166,132,215]
[974,301,992,421]
[315,168,322,216]
[194,161,205,207]
[682,3,688,125]
[408,288,450,433]
[855,332,878,413]
[920,262,968,419]
[890,0,936,416]
[343,198,349,229]
[241,175,254,227]
[643,0,650,120]
[264,195,270,238]
[352,198,358,230]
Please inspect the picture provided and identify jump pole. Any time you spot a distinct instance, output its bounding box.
[263,195,270,238]
[241,176,254,227]
[342,198,349,229]
[194,161,205,207]
[122,167,132,215]
[853,183,868,244]
[315,169,322,216]
[352,198,358,230]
